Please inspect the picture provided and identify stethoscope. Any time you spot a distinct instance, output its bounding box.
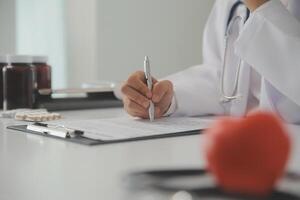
[220,1,250,103]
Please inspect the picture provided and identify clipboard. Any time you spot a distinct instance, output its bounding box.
[7,124,203,146]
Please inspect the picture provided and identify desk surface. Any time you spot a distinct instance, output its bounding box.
[0,108,300,200]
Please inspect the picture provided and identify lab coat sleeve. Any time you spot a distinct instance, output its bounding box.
[235,0,300,123]
[164,0,227,117]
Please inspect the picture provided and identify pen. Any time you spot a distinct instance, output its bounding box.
[144,56,155,122]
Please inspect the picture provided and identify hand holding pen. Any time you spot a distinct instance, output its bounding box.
[121,57,174,120]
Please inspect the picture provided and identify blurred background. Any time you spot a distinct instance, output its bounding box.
[0,0,214,89]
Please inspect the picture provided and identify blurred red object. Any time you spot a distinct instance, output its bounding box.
[203,111,291,196]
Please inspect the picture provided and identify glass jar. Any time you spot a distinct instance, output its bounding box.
[0,55,8,109]
[3,55,36,110]
[32,56,52,90]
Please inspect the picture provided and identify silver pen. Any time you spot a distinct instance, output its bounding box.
[144,56,155,122]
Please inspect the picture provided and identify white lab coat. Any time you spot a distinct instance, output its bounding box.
[166,0,300,124]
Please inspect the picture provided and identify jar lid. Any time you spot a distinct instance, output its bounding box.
[7,55,33,64]
[32,56,48,63]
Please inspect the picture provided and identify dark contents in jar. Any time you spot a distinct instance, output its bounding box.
[5,63,35,109]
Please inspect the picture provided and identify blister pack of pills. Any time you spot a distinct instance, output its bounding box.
[1,109,62,122]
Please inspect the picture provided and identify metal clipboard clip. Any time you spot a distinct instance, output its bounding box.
[27,122,84,138]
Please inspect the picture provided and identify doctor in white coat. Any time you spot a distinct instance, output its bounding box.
[121,0,300,124]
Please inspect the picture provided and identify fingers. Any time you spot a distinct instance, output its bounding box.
[152,77,158,84]
[151,80,174,117]
[155,92,173,117]
[127,71,151,98]
[121,86,150,109]
[152,80,173,103]
[124,97,161,119]
[122,70,173,119]
[123,97,148,118]
[121,71,160,108]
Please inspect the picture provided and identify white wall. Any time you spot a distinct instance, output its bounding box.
[98,0,214,81]
[0,0,16,54]
[16,0,67,88]
[2,0,214,88]
[65,0,98,87]
[67,0,214,86]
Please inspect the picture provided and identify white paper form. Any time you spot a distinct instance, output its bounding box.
[51,117,215,141]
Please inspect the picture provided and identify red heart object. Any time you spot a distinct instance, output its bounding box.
[203,111,291,196]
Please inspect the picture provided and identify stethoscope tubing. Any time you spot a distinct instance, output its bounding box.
[221,15,244,101]
[220,1,250,103]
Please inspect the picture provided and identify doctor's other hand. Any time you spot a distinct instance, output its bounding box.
[121,71,174,119]
[244,0,269,11]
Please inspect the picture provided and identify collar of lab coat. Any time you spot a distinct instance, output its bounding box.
[287,0,300,21]
[260,0,300,22]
